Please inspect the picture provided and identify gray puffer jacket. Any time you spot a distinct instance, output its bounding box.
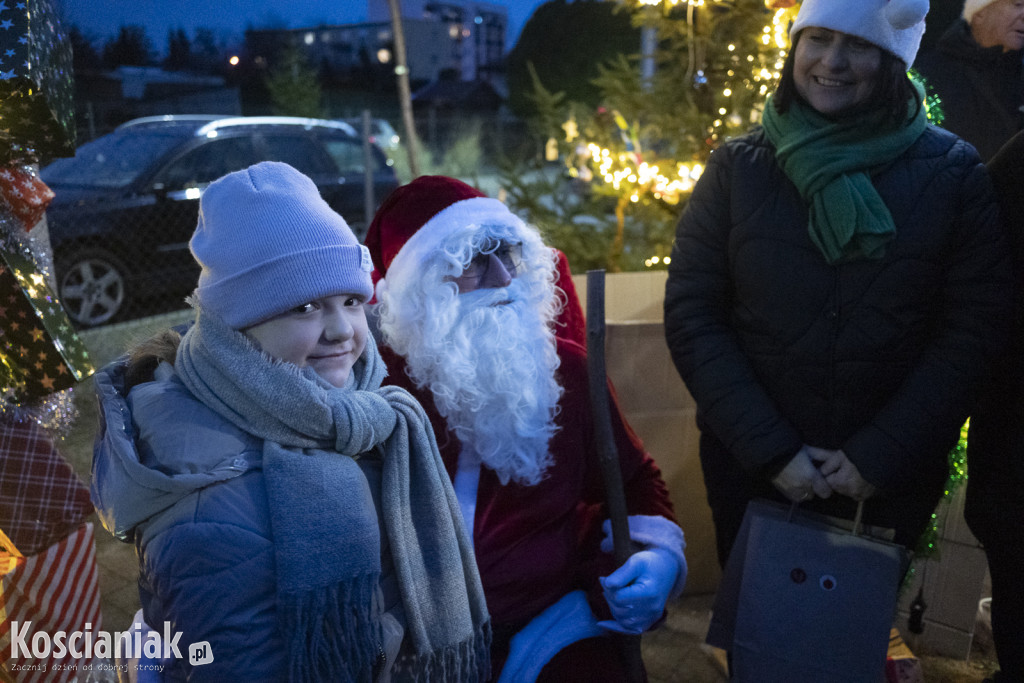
[92,359,283,681]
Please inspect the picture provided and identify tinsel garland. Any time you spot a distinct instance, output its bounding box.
[911,421,968,564]
[0,198,78,437]
[904,69,955,571]
[910,69,945,128]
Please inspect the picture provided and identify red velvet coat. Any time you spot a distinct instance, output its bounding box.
[378,336,676,629]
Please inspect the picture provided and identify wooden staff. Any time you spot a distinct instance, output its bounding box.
[585,269,644,683]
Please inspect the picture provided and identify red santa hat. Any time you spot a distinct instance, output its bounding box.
[364,175,518,285]
[365,175,589,346]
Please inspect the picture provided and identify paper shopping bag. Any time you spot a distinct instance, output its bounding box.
[0,523,104,682]
[709,499,908,683]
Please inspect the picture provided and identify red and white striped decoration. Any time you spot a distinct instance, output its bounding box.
[0,523,103,682]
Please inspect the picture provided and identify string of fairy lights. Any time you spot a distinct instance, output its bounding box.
[558,0,797,236]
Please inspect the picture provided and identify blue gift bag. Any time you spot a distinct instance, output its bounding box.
[707,499,909,683]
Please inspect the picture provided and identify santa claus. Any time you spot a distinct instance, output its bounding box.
[365,176,686,682]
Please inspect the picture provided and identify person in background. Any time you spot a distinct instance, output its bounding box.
[664,0,1011,577]
[90,162,491,682]
[915,0,1024,161]
[365,175,687,682]
[970,130,1024,683]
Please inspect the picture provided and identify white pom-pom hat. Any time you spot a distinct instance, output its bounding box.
[791,0,930,67]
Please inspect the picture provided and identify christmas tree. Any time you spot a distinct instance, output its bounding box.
[502,0,799,272]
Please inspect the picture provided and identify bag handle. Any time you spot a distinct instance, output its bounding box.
[851,500,865,536]
[787,500,867,536]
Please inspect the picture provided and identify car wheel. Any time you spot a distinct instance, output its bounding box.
[56,249,128,327]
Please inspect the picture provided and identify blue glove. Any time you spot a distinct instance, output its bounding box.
[597,548,679,634]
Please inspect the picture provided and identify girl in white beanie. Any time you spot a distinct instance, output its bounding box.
[665,0,1012,679]
[91,162,491,682]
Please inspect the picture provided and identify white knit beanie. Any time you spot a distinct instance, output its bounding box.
[791,0,930,67]
[962,0,1000,22]
[190,161,374,329]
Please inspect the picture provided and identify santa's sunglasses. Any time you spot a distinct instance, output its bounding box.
[459,240,524,284]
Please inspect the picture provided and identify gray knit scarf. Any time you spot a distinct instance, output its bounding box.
[175,307,490,682]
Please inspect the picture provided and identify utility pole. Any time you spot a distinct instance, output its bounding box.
[386,0,421,178]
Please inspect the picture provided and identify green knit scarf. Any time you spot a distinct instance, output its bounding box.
[761,84,928,264]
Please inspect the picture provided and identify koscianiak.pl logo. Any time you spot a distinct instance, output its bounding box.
[8,621,214,672]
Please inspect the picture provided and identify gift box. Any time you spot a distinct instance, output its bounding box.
[0,0,75,164]
[0,166,55,231]
[0,245,95,399]
[885,629,924,683]
[0,523,104,682]
[0,416,93,556]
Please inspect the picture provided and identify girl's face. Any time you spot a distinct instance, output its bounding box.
[245,293,368,388]
[793,27,883,118]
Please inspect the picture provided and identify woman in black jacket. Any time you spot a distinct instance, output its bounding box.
[664,0,1012,569]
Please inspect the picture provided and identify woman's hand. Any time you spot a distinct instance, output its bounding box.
[771,445,833,502]
[812,448,877,500]
[597,549,679,634]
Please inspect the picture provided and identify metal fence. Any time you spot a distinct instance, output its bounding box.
[45,111,537,330]
[44,119,403,328]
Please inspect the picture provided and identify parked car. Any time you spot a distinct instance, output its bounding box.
[343,116,401,155]
[41,115,398,327]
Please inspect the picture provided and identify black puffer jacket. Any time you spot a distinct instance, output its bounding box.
[915,19,1023,162]
[969,131,1024,496]
[664,125,1011,550]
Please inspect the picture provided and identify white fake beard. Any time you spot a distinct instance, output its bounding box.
[396,279,563,486]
